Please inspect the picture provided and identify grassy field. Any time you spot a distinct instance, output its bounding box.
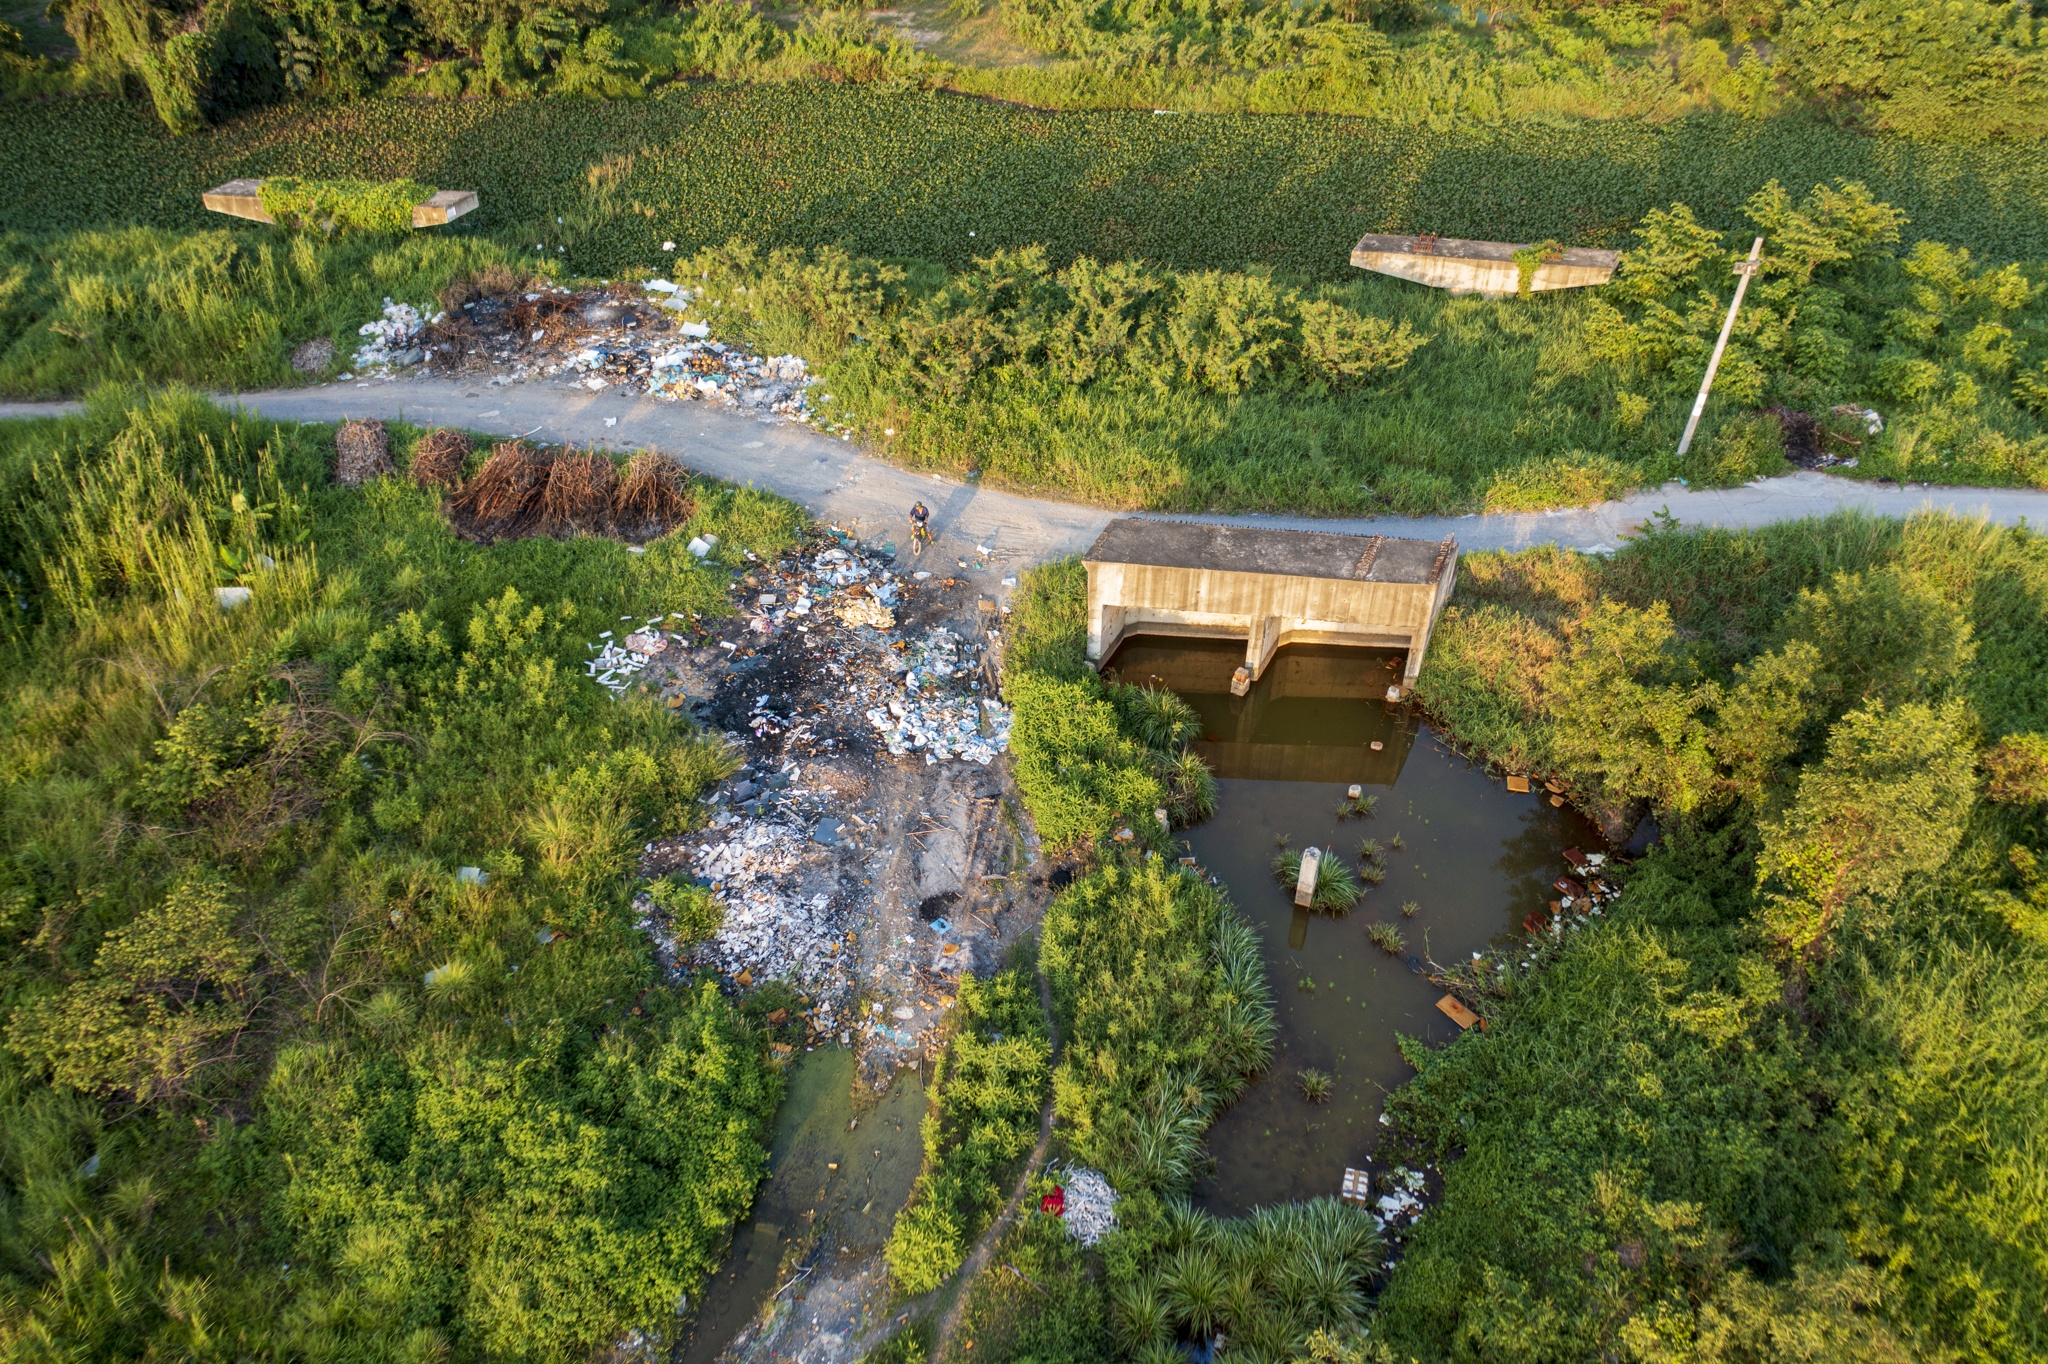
[5,87,2048,280]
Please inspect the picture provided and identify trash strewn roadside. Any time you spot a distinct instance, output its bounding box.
[353,298,440,372]
[356,277,858,438]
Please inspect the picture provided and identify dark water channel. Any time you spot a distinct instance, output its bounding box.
[1103,638,1601,1216]
[678,1049,926,1364]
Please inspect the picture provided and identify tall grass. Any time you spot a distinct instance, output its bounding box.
[0,227,524,398]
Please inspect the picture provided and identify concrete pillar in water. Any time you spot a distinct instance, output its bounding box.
[1294,846,1321,907]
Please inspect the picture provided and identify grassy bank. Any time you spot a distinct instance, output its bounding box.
[630,180,2048,512]
[6,87,2048,276]
[4,174,2044,514]
[0,391,808,1359]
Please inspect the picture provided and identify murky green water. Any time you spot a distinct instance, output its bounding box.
[678,1049,927,1364]
[1105,638,1601,1216]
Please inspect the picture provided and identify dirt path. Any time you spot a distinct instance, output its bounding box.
[930,972,1062,1364]
[8,380,2048,563]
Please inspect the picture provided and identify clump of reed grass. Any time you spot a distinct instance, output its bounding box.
[1359,861,1386,886]
[537,450,617,537]
[1272,849,1362,913]
[1356,838,1383,862]
[1337,792,1379,818]
[1401,900,1420,918]
[1367,922,1405,954]
[1297,1068,1333,1103]
[1163,748,1218,823]
[1389,832,1405,851]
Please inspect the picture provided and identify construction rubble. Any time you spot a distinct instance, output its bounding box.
[617,531,1035,1067]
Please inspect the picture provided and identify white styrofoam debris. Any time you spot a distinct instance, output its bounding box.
[1057,1167,1119,1246]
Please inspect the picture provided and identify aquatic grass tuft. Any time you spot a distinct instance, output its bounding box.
[1337,793,1379,819]
[1389,832,1405,851]
[1401,900,1420,918]
[1367,922,1406,954]
[1272,850,1363,913]
[1297,1068,1334,1103]
[1356,838,1383,862]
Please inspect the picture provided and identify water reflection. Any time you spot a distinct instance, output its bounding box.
[1107,638,1417,783]
[1105,636,1602,1215]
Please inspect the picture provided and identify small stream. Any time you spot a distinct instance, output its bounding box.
[1104,638,1601,1215]
[678,1048,927,1364]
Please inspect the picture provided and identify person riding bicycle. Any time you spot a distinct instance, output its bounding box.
[909,501,931,550]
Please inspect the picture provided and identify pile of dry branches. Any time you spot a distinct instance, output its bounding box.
[445,443,695,545]
[408,429,470,489]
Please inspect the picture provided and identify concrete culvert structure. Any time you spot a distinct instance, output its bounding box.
[1351,234,1617,296]
[1082,519,1458,691]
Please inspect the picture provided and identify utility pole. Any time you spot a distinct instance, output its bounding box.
[1676,235,1764,458]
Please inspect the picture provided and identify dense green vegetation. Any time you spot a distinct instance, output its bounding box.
[12,0,2048,142]
[8,85,2048,271]
[900,526,2048,1361]
[0,390,809,1359]
[884,964,1050,1294]
[1381,511,2048,1359]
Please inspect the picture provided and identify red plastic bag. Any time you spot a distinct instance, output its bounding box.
[1041,1187,1066,1216]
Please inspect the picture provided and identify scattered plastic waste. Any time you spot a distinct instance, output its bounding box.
[353,298,439,371]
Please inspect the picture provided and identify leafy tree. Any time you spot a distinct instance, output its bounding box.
[1777,566,1975,714]
[1755,698,1977,956]
[1545,600,1717,814]
[1707,640,1821,808]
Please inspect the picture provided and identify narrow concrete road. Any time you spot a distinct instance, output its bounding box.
[7,379,2047,564]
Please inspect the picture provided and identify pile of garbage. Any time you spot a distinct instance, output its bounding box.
[684,812,854,1022]
[615,534,1017,1021]
[1515,847,1618,952]
[1375,1166,1427,1230]
[868,694,1010,765]
[346,279,853,436]
[353,298,440,372]
[1053,1167,1119,1246]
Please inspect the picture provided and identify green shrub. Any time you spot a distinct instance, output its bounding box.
[885,968,1051,1294]
[0,391,802,1358]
